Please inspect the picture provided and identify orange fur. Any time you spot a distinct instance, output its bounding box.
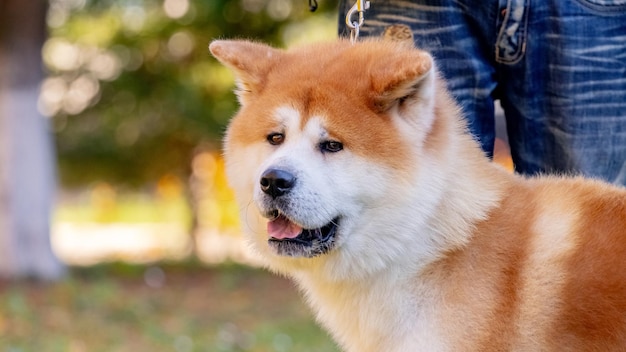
[428,178,626,351]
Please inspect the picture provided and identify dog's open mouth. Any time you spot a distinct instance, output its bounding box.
[266,212,339,258]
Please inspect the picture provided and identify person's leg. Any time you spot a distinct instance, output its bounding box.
[499,0,626,184]
[338,0,500,156]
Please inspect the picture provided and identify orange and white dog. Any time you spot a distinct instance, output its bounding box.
[209,39,626,352]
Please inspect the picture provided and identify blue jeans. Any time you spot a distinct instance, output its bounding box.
[338,0,626,185]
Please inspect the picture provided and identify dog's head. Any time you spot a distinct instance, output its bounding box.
[210,39,455,279]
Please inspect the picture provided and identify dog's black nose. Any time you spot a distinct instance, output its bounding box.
[260,169,295,198]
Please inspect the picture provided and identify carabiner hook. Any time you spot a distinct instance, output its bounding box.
[345,0,370,43]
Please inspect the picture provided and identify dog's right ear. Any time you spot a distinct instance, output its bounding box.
[209,40,281,104]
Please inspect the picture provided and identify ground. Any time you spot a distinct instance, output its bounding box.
[0,262,339,352]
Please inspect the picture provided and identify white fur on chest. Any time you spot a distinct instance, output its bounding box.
[295,270,449,352]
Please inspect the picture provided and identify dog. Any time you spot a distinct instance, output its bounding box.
[209,38,626,351]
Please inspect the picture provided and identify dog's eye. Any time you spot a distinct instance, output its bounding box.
[320,140,343,153]
[267,133,284,145]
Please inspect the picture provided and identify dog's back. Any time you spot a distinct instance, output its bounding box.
[431,177,626,351]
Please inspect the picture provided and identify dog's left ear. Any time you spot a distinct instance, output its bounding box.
[209,40,281,104]
[369,49,434,113]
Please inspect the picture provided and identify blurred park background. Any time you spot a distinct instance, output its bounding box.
[0,0,341,350]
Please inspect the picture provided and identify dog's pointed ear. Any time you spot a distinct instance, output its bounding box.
[369,50,434,113]
[209,40,281,104]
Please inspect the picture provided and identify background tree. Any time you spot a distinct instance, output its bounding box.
[0,0,65,279]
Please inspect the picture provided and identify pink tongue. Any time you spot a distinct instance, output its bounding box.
[267,215,303,239]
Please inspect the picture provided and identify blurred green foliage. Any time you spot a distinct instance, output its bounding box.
[44,0,337,188]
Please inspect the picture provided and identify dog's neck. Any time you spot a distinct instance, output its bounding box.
[293,173,511,352]
[422,83,511,250]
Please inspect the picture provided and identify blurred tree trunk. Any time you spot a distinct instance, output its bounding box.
[0,0,65,279]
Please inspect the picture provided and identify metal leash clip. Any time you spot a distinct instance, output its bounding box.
[345,0,370,43]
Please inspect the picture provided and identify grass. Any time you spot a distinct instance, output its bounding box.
[0,262,339,352]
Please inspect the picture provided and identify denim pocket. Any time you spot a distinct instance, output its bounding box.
[574,0,626,13]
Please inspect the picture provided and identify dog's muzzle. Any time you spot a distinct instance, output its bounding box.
[259,168,340,257]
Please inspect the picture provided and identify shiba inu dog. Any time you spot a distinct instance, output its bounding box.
[209,38,626,352]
